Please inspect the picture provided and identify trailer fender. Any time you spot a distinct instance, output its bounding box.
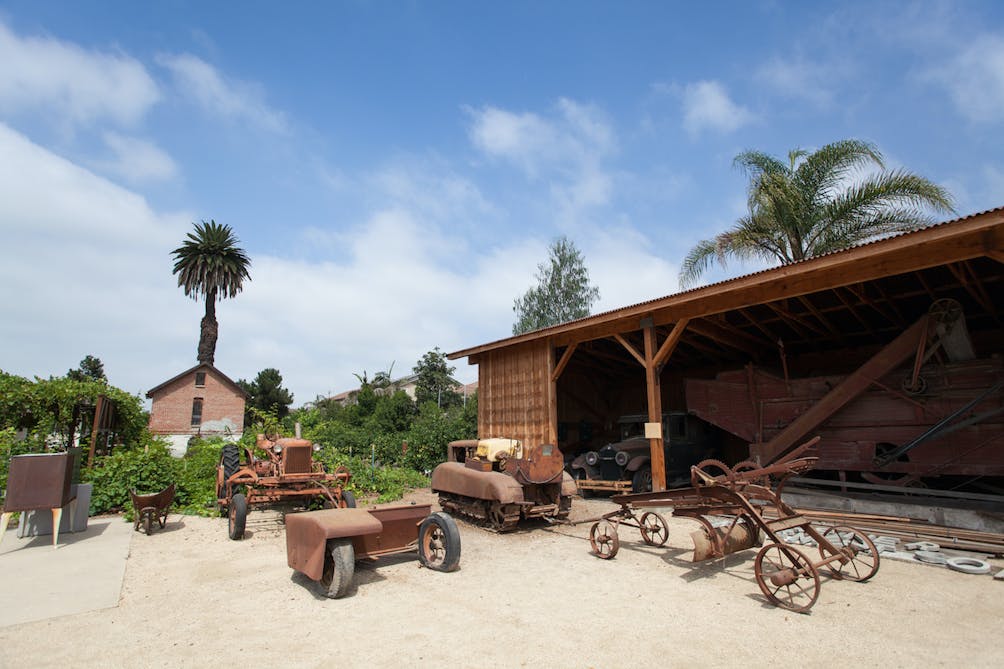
[431,462,525,504]
[285,509,383,581]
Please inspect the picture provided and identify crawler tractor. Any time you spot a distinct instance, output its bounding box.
[431,438,576,531]
[217,434,354,540]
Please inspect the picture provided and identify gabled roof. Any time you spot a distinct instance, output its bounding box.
[449,206,1004,360]
[146,363,249,398]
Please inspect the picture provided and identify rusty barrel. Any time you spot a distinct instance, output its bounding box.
[690,520,757,562]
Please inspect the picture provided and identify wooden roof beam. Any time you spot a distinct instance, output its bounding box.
[796,294,844,341]
[654,318,690,368]
[687,318,763,358]
[947,262,999,323]
[551,342,578,382]
[844,283,900,327]
[833,287,876,333]
[764,301,823,339]
[737,307,779,341]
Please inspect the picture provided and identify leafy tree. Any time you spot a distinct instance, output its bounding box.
[172,220,251,365]
[413,347,461,408]
[238,368,294,425]
[513,236,600,335]
[679,139,955,287]
[67,355,106,382]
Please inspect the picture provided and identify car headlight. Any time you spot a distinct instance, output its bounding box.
[312,443,321,452]
[585,451,599,466]
[614,451,630,466]
[273,444,282,454]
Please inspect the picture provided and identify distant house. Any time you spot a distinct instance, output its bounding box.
[326,375,475,407]
[146,363,248,456]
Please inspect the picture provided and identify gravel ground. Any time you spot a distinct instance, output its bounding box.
[0,489,1001,668]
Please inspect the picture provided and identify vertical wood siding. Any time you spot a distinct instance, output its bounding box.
[477,340,552,446]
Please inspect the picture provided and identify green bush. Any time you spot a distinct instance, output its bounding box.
[83,437,179,517]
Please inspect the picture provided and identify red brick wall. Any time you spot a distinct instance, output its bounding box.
[148,366,246,438]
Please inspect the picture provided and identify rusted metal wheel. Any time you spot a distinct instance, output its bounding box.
[818,526,880,582]
[692,459,734,486]
[754,543,821,613]
[142,511,153,535]
[488,503,508,530]
[639,512,669,546]
[732,460,769,487]
[589,520,619,559]
[418,512,462,572]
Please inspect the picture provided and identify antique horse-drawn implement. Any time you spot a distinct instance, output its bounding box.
[581,438,880,612]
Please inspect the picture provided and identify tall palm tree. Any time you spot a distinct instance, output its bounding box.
[172,220,251,365]
[679,139,955,288]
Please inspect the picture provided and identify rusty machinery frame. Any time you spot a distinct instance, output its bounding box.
[571,437,881,613]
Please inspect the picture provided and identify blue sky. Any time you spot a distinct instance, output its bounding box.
[2,1,1003,405]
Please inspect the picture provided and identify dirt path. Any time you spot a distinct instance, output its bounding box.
[0,490,1001,668]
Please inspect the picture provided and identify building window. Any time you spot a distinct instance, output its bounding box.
[195,372,206,387]
[191,398,203,426]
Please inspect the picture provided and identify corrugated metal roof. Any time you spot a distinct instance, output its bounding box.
[449,205,1004,359]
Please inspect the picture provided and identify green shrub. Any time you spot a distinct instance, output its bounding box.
[83,436,179,517]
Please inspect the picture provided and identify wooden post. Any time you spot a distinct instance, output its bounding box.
[87,394,105,468]
[548,342,558,445]
[642,321,667,491]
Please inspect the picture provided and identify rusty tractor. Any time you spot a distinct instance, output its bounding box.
[431,438,576,531]
[217,435,353,540]
[286,503,461,598]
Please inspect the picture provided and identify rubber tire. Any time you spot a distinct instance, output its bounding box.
[340,489,357,508]
[142,512,152,536]
[228,492,247,540]
[221,444,240,485]
[319,538,355,598]
[632,465,653,494]
[418,512,462,572]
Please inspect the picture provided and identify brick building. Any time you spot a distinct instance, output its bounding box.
[146,363,247,456]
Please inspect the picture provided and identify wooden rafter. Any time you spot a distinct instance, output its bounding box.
[737,307,779,341]
[687,318,762,357]
[947,262,998,322]
[870,282,908,326]
[833,287,875,334]
[795,295,844,341]
[764,301,824,339]
[844,283,899,327]
[959,261,1001,323]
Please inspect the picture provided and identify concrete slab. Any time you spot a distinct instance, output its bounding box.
[0,516,133,627]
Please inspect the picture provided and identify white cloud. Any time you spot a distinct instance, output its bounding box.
[755,56,843,108]
[0,20,159,128]
[465,99,617,223]
[156,53,287,133]
[98,132,178,183]
[681,80,754,136]
[925,34,1004,123]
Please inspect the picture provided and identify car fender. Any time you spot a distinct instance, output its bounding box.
[626,455,650,472]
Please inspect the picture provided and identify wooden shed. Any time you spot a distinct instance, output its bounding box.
[449,207,1004,492]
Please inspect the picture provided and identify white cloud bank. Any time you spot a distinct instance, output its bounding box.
[0,20,159,128]
[926,34,1004,123]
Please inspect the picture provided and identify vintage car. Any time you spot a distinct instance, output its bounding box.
[570,413,723,494]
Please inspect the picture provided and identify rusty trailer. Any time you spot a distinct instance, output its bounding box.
[583,439,880,613]
[286,504,461,598]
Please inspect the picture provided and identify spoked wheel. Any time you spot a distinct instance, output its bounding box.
[818,526,880,582]
[589,520,620,559]
[754,542,821,613]
[318,538,355,599]
[418,512,462,572]
[639,512,669,546]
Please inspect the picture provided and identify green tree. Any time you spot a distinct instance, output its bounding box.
[67,355,106,382]
[238,368,294,425]
[513,236,600,335]
[679,139,955,287]
[172,220,251,365]
[413,348,461,408]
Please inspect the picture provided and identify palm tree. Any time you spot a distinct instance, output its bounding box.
[679,139,955,288]
[172,220,251,365]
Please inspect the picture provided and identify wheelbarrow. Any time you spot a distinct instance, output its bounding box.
[285,503,461,598]
[130,483,175,535]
